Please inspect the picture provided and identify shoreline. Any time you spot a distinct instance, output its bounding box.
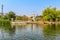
[12,21,60,25]
[37,21,60,24]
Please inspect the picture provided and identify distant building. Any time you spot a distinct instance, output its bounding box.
[32,12,35,21]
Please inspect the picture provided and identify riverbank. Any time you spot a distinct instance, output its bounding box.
[37,21,60,25]
[12,21,60,25]
[11,21,60,28]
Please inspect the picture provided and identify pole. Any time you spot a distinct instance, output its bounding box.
[2,4,3,16]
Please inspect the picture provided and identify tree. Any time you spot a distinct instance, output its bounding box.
[22,15,28,21]
[7,11,16,21]
[56,10,60,21]
[42,7,57,21]
[35,16,43,21]
[16,16,22,20]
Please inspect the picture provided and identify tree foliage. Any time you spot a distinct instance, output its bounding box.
[7,11,16,21]
[35,16,43,21]
[42,7,60,21]
[22,15,28,21]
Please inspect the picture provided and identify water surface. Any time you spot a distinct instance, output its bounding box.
[0,24,60,40]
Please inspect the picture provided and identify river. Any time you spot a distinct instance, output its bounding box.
[0,24,60,40]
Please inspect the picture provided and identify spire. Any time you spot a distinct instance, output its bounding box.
[1,4,3,16]
[32,11,35,21]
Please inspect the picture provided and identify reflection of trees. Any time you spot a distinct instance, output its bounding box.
[2,25,15,35]
[17,24,27,30]
[0,24,16,40]
[30,24,41,32]
[31,24,34,31]
[43,24,60,40]
[30,24,37,31]
[7,26,15,36]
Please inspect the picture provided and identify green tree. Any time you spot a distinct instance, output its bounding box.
[7,11,16,21]
[42,7,57,21]
[35,16,43,21]
[16,16,22,20]
[22,15,28,21]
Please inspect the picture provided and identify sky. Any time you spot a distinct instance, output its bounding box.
[0,0,60,16]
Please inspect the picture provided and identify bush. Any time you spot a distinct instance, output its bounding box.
[0,18,11,26]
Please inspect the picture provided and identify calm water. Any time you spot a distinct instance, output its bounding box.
[0,24,60,40]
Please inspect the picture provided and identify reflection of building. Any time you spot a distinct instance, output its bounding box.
[31,24,35,31]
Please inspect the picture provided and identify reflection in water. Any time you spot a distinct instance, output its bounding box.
[43,24,60,40]
[31,24,36,31]
[0,24,60,40]
[0,24,16,40]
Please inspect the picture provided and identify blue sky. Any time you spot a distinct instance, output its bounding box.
[0,0,60,16]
